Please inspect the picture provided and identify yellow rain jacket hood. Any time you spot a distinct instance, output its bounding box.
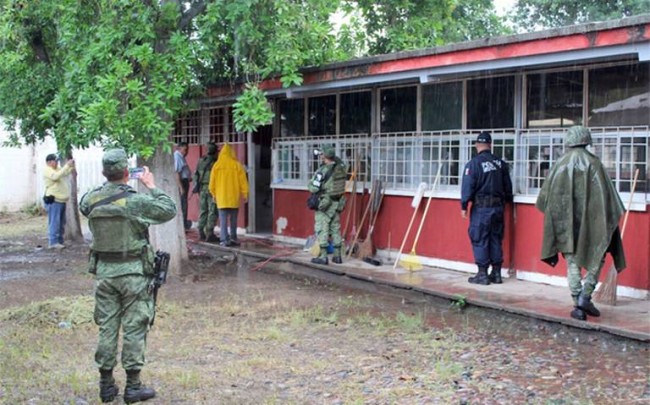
[208,144,249,209]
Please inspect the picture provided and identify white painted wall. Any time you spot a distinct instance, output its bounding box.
[0,123,113,212]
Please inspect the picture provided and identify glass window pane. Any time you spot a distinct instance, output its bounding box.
[340,91,371,135]
[467,76,515,129]
[380,87,417,133]
[526,71,583,128]
[422,82,463,131]
[280,99,304,137]
[308,95,336,136]
[589,62,650,126]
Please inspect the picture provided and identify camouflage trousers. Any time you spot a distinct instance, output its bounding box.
[565,253,605,299]
[314,199,344,257]
[94,275,154,370]
[198,188,217,235]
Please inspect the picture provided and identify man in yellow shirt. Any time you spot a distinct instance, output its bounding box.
[43,154,75,249]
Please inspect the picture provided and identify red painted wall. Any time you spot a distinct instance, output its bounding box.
[273,189,649,291]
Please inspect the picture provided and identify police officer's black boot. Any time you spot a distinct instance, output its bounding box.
[577,293,600,317]
[124,370,156,404]
[199,229,207,241]
[468,266,490,285]
[488,264,502,284]
[206,233,219,243]
[99,368,119,403]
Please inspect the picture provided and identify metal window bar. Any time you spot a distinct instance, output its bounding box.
[171,110,201,144]
[271,127,649,202]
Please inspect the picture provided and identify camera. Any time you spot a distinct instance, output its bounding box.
[313,149,323,157]
[128,167,145,180]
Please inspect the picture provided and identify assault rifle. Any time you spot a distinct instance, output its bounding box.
[149,250,170,326]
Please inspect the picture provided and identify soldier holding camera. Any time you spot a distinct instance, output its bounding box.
[80,149,176,403]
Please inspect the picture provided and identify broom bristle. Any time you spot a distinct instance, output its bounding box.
[358,237,374,260]
[593,267,618,306]
[399,251,423,271]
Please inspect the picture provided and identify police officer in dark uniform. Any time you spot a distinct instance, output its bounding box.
[461,132,513,285]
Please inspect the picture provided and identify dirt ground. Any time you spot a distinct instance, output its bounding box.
[0,211,649,404]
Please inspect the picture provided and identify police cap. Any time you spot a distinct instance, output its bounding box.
[475,131,492,144]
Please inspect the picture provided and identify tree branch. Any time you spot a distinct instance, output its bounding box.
[179,0,207,31]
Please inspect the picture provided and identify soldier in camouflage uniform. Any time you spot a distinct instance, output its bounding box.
[80,149,176,403]
[192,143,219,242]
[308,146,347,265]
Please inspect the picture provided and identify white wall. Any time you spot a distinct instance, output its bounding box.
[0,125,110,212]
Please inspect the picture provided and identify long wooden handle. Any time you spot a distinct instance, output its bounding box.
[393,204,421,269]
[347,182,376,259]
[410,164,443,251]
[620,168,640,239]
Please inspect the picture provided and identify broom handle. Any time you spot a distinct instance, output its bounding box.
[368,187,386,235]
[620,168,640,239]
[393,204,421,269]
[347,182,376,259]
[410,165,443,251]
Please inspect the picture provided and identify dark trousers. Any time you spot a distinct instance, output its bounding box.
[180,178,190,229]
[468,206,504,267]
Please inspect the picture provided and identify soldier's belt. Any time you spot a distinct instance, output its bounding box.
[94,251,143,262]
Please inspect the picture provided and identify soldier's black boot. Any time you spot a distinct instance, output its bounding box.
[468,266,490,285]
[311,255,329,265]
[570,306,587,321]
[199,229,206,241]
[99,369,119,403]
[206,233,219,243]
[124,370,156,404]
[331,246,342,264]
[577,293,600,317]
[488,265,502,284]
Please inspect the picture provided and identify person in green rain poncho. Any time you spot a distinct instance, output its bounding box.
[536,126,626,321]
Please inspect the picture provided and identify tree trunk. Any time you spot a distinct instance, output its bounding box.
[64,155,84,243]
[142,145,188,275]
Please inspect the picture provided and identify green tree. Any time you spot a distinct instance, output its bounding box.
[0,0,346,267]
[510,0,649,30]
[339,0,509,55]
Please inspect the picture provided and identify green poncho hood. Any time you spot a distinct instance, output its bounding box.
[535,147,626,272]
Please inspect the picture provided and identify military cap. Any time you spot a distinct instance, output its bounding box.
[475,131,492,144]
[565,125,592,147]
[102,148,129,174]
[207,143,218,155]
[322,146,336,159]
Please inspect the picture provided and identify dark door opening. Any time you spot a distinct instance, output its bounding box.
[253,125,273,234]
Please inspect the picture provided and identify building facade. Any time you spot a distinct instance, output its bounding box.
[175,16,650,298]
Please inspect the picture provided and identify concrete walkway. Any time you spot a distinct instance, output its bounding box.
[190,234,650,342]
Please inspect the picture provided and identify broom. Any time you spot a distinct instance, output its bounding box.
[347,180,377,259]
[399,164,443,271]
[358,181,385,259]
[593,168,639,306]
[342,153,358,243]
[393,182,427,270]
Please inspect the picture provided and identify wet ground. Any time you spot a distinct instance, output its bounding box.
[0,213,649,403]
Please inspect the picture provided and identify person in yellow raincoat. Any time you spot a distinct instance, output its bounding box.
[208,144,249,246]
